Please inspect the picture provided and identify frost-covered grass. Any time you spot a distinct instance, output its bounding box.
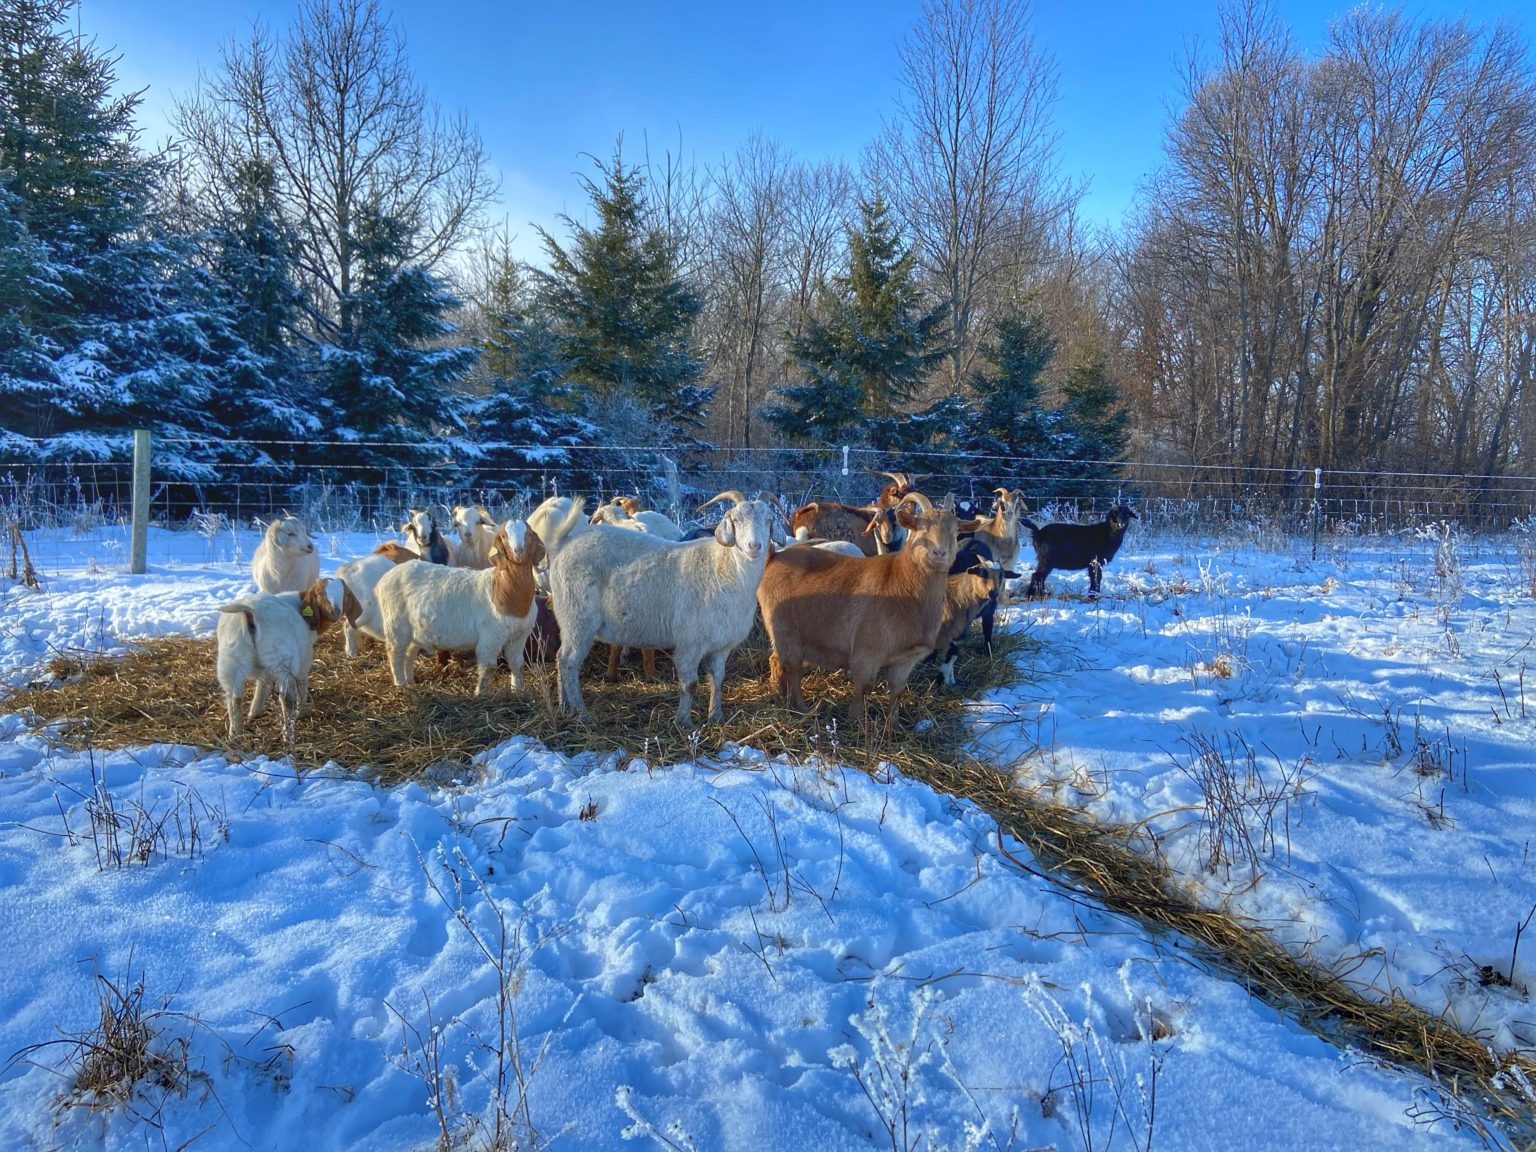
[1,523,1532,1149]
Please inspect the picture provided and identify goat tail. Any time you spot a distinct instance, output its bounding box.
[541,497,589,558]
[1021,517,1041,536]
[218,603,258,636]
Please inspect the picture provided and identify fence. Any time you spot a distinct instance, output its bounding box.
[5,434,1536,544]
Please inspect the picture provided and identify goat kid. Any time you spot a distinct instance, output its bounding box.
[216,577,349,742]
[1023,504,1138,597]
[251,514,320,593]
[758,492,958,731]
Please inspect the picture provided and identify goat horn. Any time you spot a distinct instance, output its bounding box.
[698,490,747,512]
[897,492,935,514]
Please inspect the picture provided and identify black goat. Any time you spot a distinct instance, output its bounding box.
[1023,505,1137,597]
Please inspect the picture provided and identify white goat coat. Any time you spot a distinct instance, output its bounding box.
[374,536,539,695]
[335,552,399,656]
[251,519,320,593]
[215,591,317,740]
[547,499,780,725]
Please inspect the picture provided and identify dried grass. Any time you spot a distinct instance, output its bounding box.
[4,625,1037,786]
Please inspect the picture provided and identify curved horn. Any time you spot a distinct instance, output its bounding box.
[897,491,935,515]
[697,490,748,513]
[993,486,1011,500]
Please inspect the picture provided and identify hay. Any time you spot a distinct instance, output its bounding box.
[8,622,1535,1139]
[4,625,1039,786]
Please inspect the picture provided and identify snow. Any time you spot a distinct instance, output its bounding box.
[1,521,1531,1149]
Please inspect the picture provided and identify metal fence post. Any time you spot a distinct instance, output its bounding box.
[130,429,151,574]
[1311,466,1322,560]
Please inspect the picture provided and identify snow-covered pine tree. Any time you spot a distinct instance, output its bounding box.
[0,0,240,484]
[464,247,603,497]
[535,146,713,434]
[313,205,475,480]
[765,192,947,447]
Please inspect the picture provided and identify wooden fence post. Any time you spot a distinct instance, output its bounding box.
[130,429,150,574]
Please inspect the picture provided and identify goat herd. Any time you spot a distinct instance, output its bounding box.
[214,473,1139,744]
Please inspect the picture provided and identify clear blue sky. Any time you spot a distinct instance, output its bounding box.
[85,0,1530,262]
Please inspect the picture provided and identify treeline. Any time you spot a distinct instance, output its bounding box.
[2,0,1533,513]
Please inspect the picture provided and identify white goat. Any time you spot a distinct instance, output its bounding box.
[216,577,349,742]
[589,498,685,541]
[336,547,418,656]
[375,520,544,695]
[449,504,497,569]
[546,491,784,726]
[251,515,320,593]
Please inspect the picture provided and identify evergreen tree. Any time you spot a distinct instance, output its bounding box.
[313,205,475,475]
[765,193,947,445]
[962,310,1060,488]
[1057,352,1130,495]
[535,147,713,431]
[465,251,603,495]
[0,0,235,476]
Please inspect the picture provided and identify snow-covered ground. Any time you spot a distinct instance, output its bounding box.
[1,521,1532,1150]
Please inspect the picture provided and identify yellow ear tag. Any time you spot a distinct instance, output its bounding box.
[490,547,500,558]
[301,605,314,617]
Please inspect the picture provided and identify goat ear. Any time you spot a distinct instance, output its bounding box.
[895,508,921,530]
[714,511,737,548]
[524,526,546,568]
[1003,569,1022,580]
[769,512,787,548]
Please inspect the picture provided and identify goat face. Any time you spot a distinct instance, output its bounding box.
[1108,505,1138,532]
[401,509,439,548]
[269,516,315,556]
[493,519,546,568]
[453,504,493,536]
[712,498,784,560]
[896,495,958,573]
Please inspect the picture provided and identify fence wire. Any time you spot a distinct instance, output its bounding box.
[4,436,1536,536]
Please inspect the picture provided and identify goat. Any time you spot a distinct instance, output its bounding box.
[757,492,958,731]
[449,504,497,569]
[928,539,1020,686]
[216,578,350,742]
[789,502,903,556]
[251,515,320,593]
[375,520,545,695]
[590,498,686,541]
[546,490,783,726]
[959,487,1028,585]
[786,530,866,558]
[1023,504,1138,597]
[336,548,420,656]
[372,541,419,563]
[401,508,452,565]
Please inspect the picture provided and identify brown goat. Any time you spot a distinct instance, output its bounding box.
[959,488,1027,596]
[758,493,958,731]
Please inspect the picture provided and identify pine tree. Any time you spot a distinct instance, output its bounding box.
[1057,352,1130,495]
[465,251,603,495]
[535,146,713,432]
[313,205,475,476]
[766,193,947,445]
[962,310,1060,488]
[0,0,236,476]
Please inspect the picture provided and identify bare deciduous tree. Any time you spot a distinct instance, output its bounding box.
[871,0,1073,392]
[173,0,494,342]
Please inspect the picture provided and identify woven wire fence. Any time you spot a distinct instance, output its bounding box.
[5,435,1536,538]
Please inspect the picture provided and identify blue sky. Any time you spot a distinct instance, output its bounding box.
[86,0,1529,260]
